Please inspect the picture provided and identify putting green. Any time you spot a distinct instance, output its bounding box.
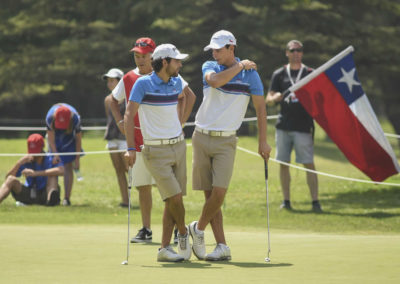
[1,225,399,283]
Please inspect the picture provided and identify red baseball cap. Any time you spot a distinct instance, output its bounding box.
[54,105,71,130]
[27,134,45,154]
[130,37,156,54]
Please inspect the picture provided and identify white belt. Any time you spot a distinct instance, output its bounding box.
[144,134,184,146]
[195,127,236,137]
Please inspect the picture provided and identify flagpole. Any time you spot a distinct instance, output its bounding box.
[289,46,354,93]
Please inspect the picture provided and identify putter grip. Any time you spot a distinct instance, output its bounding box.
[264,161,268,180]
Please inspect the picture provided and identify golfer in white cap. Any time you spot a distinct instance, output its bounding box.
[189,30,271,261]
[124,43,196,262]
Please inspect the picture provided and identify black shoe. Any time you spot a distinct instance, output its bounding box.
[279,200,292,210]
[47,190,60,206]
[62,198,71,206]
[131,227,152,243]
[312,201,323,213]
[173,228,178,245]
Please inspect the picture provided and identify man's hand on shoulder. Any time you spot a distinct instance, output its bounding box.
[239,60,257,70]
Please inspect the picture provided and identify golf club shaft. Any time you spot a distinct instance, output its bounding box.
[265,161,271,259]
[126,167,133,262]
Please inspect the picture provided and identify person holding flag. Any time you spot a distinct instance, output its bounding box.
[265,40,322,213]
[288,46,400,182]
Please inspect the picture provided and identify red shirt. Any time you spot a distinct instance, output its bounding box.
[123,70,145,152]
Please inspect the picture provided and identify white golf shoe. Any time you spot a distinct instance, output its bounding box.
[205,243,231,261]
[177,226,192,260]
[157,246,184,262]
[189,221,206,260]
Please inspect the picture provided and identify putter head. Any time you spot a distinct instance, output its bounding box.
[265,257,271,263]
[121,260,128,265]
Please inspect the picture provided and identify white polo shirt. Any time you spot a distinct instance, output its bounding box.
[195,59,264,131]
[129,72,187,140]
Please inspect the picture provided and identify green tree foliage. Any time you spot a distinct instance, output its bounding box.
[0,0,399,141]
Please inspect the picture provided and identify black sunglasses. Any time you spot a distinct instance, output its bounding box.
[135,41,150,47]
[288,48,303,53]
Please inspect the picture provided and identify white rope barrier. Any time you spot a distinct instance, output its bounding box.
[0,149,125,157]
[1,115,399,139]
[0,140,398,186]
[0,126,108,131]
[236,146,400,187]
[0,115,281,131]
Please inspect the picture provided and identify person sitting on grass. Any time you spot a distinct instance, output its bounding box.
[0,133,64,206]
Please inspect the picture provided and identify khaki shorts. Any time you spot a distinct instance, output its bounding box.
[141,140,186,201]
[132,151,156,187]
[192,131,237,191]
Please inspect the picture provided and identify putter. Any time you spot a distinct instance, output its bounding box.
[264,161,271,263]
[121,167,133,265]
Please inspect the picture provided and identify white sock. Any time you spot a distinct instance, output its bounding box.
[195,223,204,235]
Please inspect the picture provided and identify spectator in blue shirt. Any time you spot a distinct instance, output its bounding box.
[0,134,64,206]
[46,103,82,206]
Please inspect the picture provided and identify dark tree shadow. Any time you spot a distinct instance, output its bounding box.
[287,187,400,218]
[314,142,349,162]
[142,262,219,269]
[211,261,293,268]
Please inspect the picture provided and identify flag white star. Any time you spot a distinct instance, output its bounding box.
[337,68,361,93]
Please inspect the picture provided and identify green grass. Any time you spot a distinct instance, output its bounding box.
[1,225,399,284]
[0,121,399,283]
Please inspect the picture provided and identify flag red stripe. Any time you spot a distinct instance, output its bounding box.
[295,73,398,181]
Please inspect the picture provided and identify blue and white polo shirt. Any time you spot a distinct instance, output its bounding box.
[195,58,264,131]
[129,72,187,140]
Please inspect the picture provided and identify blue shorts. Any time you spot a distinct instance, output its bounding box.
[275,129,314,164]
[56,142,84,164]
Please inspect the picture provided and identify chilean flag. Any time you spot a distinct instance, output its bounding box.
[289,46,400,182]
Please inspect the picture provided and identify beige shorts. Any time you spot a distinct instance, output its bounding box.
[132,151,155,187]
[141,140,186,201]
[192,131,237,191]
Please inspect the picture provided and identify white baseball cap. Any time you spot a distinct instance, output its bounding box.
[152,44,189,60]
[102,68,124,80]
[204,30,237,51]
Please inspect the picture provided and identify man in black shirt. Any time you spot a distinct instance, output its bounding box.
[266,40,322,213]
